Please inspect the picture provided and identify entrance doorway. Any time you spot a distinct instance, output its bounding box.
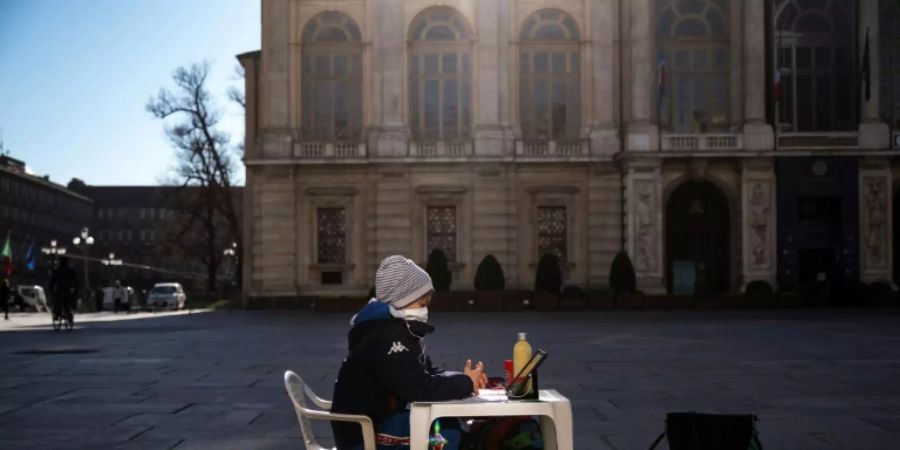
[666,180,730,295]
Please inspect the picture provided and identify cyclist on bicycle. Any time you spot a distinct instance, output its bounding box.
[49,257,79,324]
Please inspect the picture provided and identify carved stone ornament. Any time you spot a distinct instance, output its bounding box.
[748,181,771,268]
[864,177,888,269]
[634,181,657,272]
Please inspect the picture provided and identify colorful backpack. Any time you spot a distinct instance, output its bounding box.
[460,416,543,450]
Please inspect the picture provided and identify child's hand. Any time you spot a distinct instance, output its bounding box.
[464,359,488,393]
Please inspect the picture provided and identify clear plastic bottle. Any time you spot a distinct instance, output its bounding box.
[513,332,533,394]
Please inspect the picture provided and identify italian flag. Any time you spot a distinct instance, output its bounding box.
[1,233,11,276]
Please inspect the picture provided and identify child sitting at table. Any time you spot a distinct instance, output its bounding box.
[331,255,488,450]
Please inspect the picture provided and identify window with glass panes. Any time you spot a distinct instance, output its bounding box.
[316,208,346,264]
[426,206,457,262]
[301,12,363,141]
[519,9,581,140]
[774,0,856,132]
[656,0,730,132]
[408,7,472,142]
[880,0,900,130]
[537,206,567,261]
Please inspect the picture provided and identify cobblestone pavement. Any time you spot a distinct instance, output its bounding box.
[1,308,900,449]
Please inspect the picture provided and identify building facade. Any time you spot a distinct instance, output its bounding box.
[241,0,899,301]
[0,156,93,286]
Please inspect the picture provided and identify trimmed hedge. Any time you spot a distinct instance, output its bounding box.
[474,254,506,291]
[534,253,563,294]
[426,249,452,292]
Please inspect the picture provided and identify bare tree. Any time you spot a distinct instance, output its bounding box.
[147,62,241,295]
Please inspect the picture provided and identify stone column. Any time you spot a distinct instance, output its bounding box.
[260,0,292,158]
[368,0,408,157]
[473,0,505,156]
[859,0,890,149]
[742,0,775,151]
[625,159,665,293]
[741,158,777,288]
[589,0,621,157]
[626,0,658,151]
[859,158,893,282]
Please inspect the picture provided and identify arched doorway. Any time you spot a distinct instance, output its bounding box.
[666,180,730,295]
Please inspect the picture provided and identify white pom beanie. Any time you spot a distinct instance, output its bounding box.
[375,255,434,309]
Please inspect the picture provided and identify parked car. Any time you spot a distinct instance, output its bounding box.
[147,283,187,310]
[16,285,48,312]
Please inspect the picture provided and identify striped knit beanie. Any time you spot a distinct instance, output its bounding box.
[375,255,434,309]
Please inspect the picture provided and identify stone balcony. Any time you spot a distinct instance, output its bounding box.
[775,131,859,150]
[660,133,743,151]
[514,139,590,159]
[408,140,473,158]
[293,141,367,159]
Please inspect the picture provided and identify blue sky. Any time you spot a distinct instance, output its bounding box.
[0,0,259,186]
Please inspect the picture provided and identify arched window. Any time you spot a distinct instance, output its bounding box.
[519,9,581,140]
[656,0,729,133]
[774,0,855,132]
[301,12,363,141]
[880,0,900,129]
[408,7,472,142]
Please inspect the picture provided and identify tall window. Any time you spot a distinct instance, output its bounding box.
[317,208,346,264]
[409,7,472,142]
[881,0,900,129]
[301,12,363,141]
[537,206,567,261]
[426,206,457,262]
[656,0,730,132]
[519,9,581,140]
[774,0,856,132]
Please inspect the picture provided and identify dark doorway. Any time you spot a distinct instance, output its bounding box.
[665,180,730,295]
[894,186,900,286]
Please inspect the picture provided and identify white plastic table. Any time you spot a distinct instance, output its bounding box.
[409,389,573,450]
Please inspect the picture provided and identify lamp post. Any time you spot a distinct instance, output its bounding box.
[222,242,238,310]
[40,239,67,272]
[72,227,94,311]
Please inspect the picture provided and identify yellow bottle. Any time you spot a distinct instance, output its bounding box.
[513,332,533,394]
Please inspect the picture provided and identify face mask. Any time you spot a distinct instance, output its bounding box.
[390,305,429,323]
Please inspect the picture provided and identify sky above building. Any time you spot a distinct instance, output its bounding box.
[0,0,259,186]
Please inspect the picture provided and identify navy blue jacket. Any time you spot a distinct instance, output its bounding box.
[331,301,473,449]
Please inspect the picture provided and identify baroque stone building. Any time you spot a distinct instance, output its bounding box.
[240,0,899,301]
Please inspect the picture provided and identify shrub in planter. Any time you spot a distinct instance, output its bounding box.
[744,280,774,307]
[426,249,452,292]
[474,254,505,291]
[473,255,505,311]
[609,251,636,307]
[534,254,563,294]
[870,281,896,306]
[559,285,587,310]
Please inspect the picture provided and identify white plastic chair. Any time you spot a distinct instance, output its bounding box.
[283,370,376,450]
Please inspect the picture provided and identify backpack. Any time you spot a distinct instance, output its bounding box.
[460,417,543,450]
[649,412,763,450]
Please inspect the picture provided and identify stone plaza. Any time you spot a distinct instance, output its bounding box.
[2,309,900,449]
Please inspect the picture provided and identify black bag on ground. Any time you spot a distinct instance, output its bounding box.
[648,412,762,450]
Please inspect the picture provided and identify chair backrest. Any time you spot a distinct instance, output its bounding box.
[283,370,376,450]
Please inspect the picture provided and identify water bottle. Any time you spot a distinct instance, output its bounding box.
[513,332,533,395]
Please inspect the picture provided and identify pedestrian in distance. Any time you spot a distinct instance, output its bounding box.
[330,255,488,450]
[1,278,10,320]
[112,280,124,313]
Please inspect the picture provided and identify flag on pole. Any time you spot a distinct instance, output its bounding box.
[1,233,11,276]
[861,27,871,102]
[25,242,35,271]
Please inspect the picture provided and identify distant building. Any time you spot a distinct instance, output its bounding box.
[68,183,243,293]
[0,155,93,285]
[242,0,897,303]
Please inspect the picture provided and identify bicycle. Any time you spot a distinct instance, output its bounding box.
[51,298,74,332]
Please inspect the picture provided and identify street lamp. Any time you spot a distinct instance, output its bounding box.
[72,227,94,311]
[41,239,67,270]
[223,241,238,284]
[101,252,122,266]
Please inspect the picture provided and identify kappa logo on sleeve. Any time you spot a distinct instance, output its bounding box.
[387,341,409,355]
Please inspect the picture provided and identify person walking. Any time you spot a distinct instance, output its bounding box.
[1,278,10,320]
[112,280,124,313]
[94,286,104,312]
[49,257,79,324]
